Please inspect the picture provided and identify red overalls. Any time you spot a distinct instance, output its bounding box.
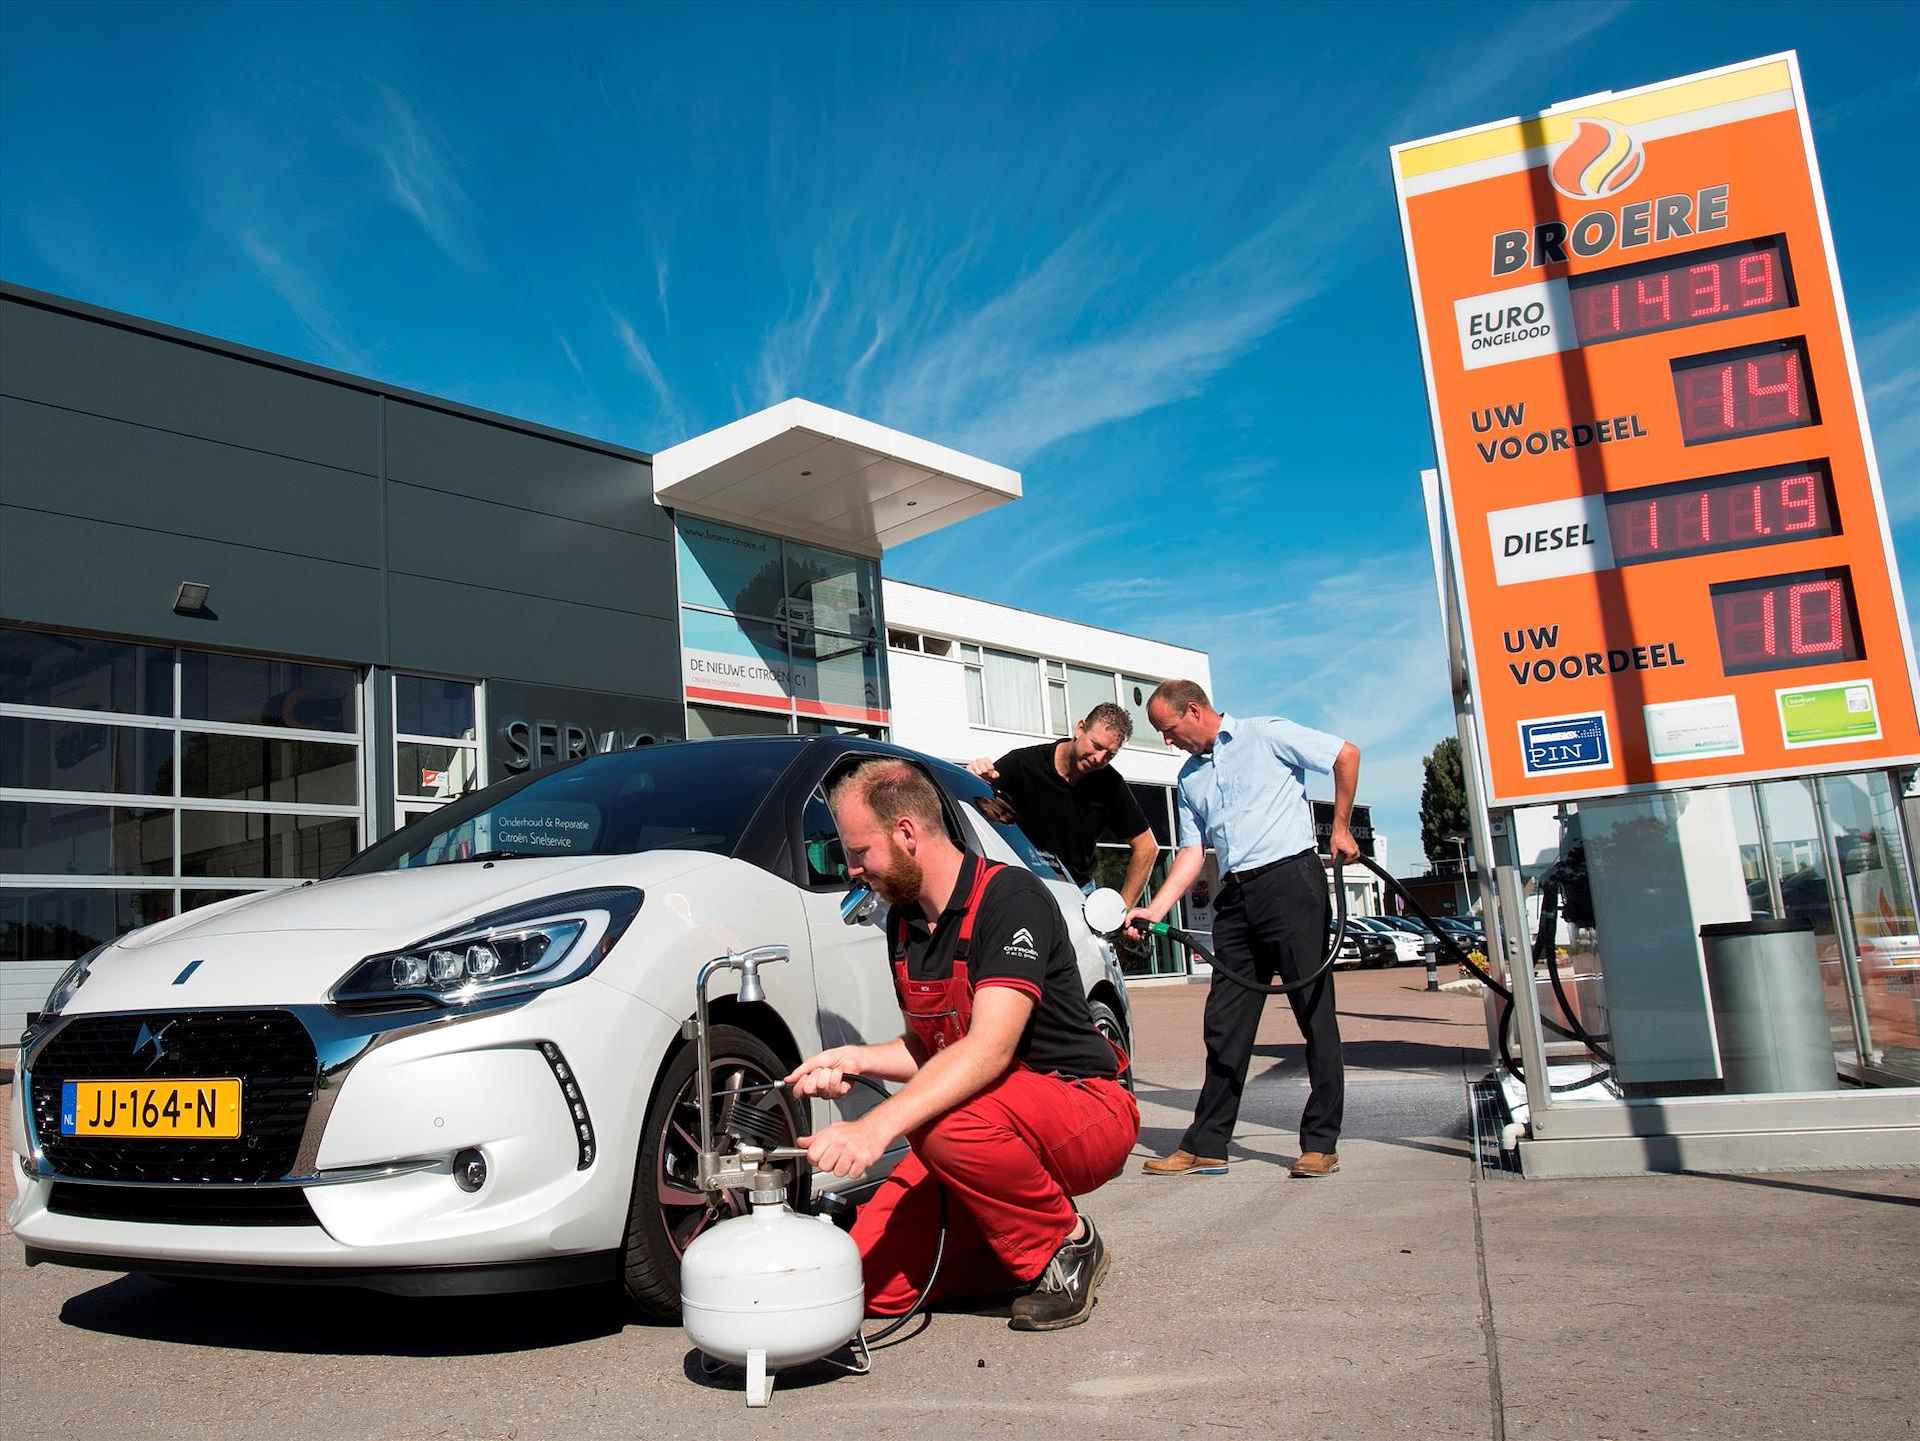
[851,861,1142,1315]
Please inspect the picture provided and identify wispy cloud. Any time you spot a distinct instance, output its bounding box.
[238,229,369,371]
[1859,308,1920,523]
[1002,523,1132,588]
[611,309,686,439]
[1075,576,1175,605]
[360,84,483,272]
[557,333,586,380]
[655,255,671,330]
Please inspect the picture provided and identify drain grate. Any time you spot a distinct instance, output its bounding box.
[1467,1072,1523,1179]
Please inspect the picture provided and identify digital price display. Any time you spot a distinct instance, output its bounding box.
[1571,235,1795,346]
[1605,461,1838,566]
[1671,338,1817,445]
[1394,53,1920,805]
[1710,568,1861,675]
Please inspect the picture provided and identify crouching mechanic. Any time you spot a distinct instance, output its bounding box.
[787,758,1140,1331]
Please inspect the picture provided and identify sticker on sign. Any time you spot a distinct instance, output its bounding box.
[1454,279,1576,371]
[1487,494,1615,586]
[1518,711,1612,776]
[1778,679,1880,749]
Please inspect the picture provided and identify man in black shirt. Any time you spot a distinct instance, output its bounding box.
[968,702,1158,902]
[791,758,1140,1331]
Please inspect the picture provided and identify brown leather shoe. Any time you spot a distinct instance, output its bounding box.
[1142,1149,1228,1176]
[1290,1151,1340,1177]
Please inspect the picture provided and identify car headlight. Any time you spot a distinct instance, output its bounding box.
[42,944,108,1018]
[330,886,644,1008]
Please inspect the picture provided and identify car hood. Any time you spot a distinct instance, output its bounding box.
[54,851,726,1013]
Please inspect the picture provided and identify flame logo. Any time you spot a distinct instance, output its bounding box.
[1549,117,1644,201]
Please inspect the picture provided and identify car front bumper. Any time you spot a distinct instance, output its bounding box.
[8,977,678,1284]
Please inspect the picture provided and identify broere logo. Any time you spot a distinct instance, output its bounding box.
[1549,117,1644,201]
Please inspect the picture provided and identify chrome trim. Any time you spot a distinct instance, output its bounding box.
[30,1156,444,1189]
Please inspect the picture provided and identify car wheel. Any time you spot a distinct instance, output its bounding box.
[622,1024,806,1318]
[1088,998,1134,1093]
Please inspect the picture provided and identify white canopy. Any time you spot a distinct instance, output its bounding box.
[651,398,1021,555]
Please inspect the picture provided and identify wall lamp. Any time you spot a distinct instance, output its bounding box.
[173,581,212,617]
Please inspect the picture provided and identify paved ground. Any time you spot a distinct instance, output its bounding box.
[4,967,1915,1440]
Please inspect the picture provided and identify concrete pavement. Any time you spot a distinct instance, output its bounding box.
[3,968,1914,1440]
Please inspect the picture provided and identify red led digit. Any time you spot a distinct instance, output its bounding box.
[1788,580,1845,654]
[1724,590,1776,663]
[1636,273,1671,325]
[1737,250,1776,307]
[1780,473,1817,530]
[1678,492,1710,545]
[1687,262,1726,318]
[1745,352,1802,423]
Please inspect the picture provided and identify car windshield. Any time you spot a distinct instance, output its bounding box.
[336,740,801,875]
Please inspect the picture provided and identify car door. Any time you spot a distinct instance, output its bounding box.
[793,778,905,1144]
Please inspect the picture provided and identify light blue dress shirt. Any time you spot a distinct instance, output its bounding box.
[1175,713,1347,876]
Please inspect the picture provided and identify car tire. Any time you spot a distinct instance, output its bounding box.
[622,1023,807,1319]
[1088,998,1134,1093]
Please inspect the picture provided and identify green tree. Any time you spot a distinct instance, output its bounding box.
[1419,737,1470,873]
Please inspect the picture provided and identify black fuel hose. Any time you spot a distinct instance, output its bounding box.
[1134,856,1350,997]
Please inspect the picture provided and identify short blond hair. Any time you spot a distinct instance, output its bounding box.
[828,758,944,831]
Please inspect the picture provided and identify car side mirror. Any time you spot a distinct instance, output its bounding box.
[841,883,881,927]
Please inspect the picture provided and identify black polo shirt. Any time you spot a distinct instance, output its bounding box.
[896,853,1119,1081]
[990,741,1151,886]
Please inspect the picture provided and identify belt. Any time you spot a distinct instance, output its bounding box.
[1225,847,1318,885]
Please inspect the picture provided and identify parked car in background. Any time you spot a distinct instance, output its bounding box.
[1347,916,1424,966]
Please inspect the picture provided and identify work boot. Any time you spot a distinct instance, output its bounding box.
[1009,1217,1109,1332]
[1290,1150,1340,1177]
[1141,1148,1228,1176]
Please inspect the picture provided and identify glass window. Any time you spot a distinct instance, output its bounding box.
[338,742,800,875]
[982,649,1043,733]
[0,625,172,716]
[1,802,174,877]
[785,541,877,638]
[887,629,921,652]
[687,703,792,739]
[180,811,360,879]
[181,734,359,806]
[0,717,174,796]
[683,609,795,714]
[957,643,981,664]
[921,636,953,658]
[1129,783,1173,847]
[1047,676,1069,735]
[182,889,261,914]
[397,741,482,800]
[395,674,476,740]
[1119,675,1159,749]
[801,787,849,887]
[963,664,985,726]
[0,888,174,962]
[675,517,785,618]
[798,628,885,721]
[796,719,885,738]
[1815,771,1919,1081]
[1066,666,1117,729]
[181,652,357,732]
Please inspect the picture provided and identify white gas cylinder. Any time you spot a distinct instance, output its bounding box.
[681,1185,865,1407]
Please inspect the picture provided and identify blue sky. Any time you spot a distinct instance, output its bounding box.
[3,1,1915,868]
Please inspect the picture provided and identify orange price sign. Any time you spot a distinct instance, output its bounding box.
[1392,53,1919,806]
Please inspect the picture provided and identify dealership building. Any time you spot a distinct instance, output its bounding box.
[0,281,1379,1043]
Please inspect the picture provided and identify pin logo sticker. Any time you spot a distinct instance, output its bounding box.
[1549,118,1645,201]
[1518,712,1613,777]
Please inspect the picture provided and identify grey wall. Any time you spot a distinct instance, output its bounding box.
[0,288,681,711]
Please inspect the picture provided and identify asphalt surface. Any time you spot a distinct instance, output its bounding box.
[4,967,1915,1440]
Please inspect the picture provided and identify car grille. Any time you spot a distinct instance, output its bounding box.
[48,1182,321,1227]
[29,1011,318,1184]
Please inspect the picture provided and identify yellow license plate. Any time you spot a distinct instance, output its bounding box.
[60,1079,243,1138]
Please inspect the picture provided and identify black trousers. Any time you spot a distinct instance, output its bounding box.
[1181,849,1344,1157]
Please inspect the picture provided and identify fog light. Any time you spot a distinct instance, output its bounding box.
[453,1147,488,1193]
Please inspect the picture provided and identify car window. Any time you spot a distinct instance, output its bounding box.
[801,785,849,888]
[930,764,1074,884]
[337,741,799,875]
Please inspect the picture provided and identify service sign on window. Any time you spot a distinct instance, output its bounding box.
[1392,52,1919,805]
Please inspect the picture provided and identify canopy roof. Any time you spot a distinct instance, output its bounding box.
[652,398,1021,555]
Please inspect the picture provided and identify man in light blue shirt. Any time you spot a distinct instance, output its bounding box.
[1128,680,1360,1178]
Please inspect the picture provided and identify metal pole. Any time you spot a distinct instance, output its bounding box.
[1810,777,1878,1067]
[1749,780,1786,917]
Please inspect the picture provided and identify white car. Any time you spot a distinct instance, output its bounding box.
[8,737,1133,1316]
[1347,916,1426,966]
